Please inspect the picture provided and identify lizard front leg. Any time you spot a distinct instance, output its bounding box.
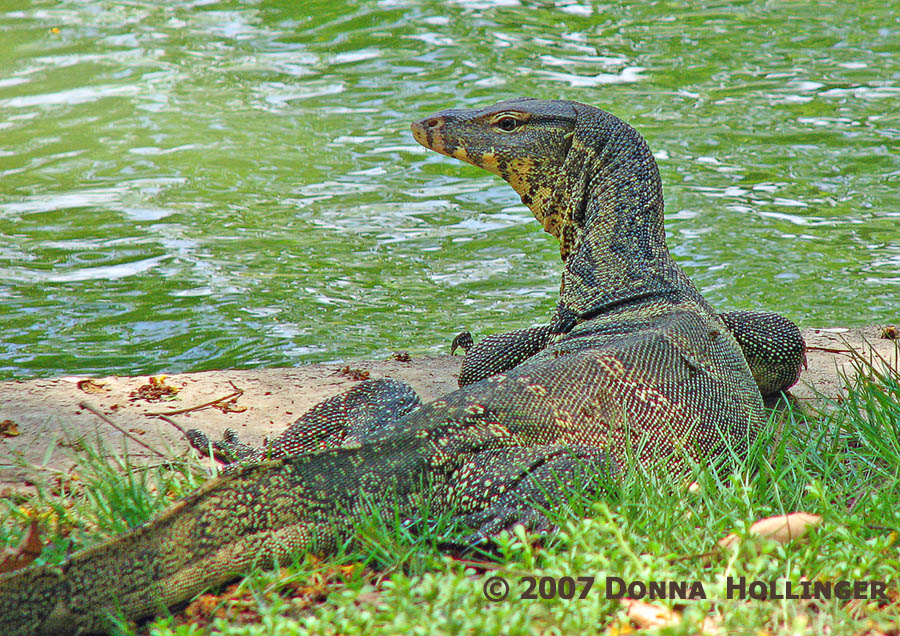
[718,310,806,397]
[456,310,806,399]
[455,325,554,387]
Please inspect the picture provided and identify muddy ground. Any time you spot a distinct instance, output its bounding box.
[1,326,896,492]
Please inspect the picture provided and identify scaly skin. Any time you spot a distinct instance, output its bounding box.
[1,98,802,634]
[416,100,805,394]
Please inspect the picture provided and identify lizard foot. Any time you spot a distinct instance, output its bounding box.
[449,505,556,550]
[451,331,474,355]
[185,427,255,464]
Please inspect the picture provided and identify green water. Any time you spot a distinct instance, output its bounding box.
[1,0,897,379]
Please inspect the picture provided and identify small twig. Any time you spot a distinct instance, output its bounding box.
[78,402,167,458]
[144,382,244,417]
[155,414,190,438]
[806,346,855,355]
[0,455,70,477]
[865,524,900,534]
[373,563,400,588]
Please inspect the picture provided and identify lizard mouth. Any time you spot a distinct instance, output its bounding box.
[411,114,501,175]
[411,116,449,156]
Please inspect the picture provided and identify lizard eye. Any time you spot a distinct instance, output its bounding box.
[495,116,521,132]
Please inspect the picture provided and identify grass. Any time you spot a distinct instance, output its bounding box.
[2,345,899,635]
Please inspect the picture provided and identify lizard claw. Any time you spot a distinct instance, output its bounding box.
[451,331,474,356]
[185,427,255,464]
[449,506,557,551]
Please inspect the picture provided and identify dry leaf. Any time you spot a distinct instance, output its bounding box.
[0,419,20,437]
[130,375,181,402]
[339,366,370,381]
[699,616,722,635]
[183,593,228,622]
[622,598,680,628]
[719,512,822,550]
[77,379,108,393]
[353,590,384,605]
[0,519,43,574]
[621,599,720,634]
[181,581,262,626]
[213,398,247,414]
[605,619,636,636]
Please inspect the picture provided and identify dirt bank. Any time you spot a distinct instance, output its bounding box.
[1,326,896,491]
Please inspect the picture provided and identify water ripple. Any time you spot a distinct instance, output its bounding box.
[0,0,898,379]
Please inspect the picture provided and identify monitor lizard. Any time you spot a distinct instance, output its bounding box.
[0,98,805,635]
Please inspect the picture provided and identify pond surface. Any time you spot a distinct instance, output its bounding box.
[1,0,898,379]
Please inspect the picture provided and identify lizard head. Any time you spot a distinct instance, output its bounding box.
[412,98,579,253]
[413,98,673,322]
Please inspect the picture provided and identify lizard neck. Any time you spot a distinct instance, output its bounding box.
[553,106,710,322]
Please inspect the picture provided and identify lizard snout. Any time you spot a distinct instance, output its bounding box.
[411,115,448,155]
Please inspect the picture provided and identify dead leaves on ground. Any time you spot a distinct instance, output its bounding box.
[614,599,721,635]
[679,512,824,565]
[339,366,370,381]
[0,419,19,437]
[176,557,378,631]
[208,396,247,414]
[620,512,825,634]
[181,583,262,627]
[0,519,43,574]
[77,379,109,394]
[281,559,371,609]
[130,375,181,402]
[717,512,822,552]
